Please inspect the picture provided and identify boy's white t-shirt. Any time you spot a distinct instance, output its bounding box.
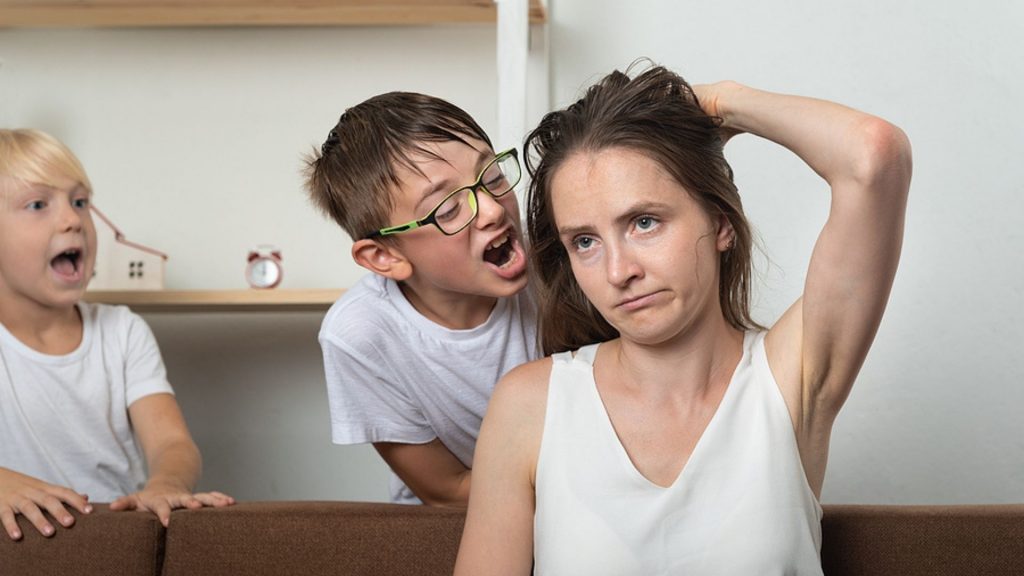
[320,273,539,504]
[0,302,174,502]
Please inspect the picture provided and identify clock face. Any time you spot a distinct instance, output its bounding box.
[247,257,281,289]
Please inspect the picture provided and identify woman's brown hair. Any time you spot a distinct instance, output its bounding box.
[524,64,759,355]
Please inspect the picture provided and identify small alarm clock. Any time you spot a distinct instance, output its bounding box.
[245,245,283,289]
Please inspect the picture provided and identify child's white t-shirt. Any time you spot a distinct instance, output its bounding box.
[319,273,539,504]
[0,302,174,502]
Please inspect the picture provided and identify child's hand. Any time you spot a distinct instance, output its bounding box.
[0,467,92,540]
[109,480,234,527]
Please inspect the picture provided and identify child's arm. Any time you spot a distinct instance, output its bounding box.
[0,467,91,540]
[373,439,471,507]
[109,393,234,526]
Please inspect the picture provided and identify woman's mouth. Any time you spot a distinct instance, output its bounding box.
[617,291,663,311]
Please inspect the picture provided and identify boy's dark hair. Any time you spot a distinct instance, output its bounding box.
[524,64,760,356]
[304,92,492,242]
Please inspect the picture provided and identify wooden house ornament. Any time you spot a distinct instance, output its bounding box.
[89,205,168,290]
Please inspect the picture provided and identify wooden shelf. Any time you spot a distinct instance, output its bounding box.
[84,289,343,312]
[0,0,547,27]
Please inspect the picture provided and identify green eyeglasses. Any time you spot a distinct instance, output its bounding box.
[365,148,522,239]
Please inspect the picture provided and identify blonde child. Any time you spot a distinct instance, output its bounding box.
[0,129,234,541]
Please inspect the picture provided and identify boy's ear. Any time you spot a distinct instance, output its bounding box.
[352,238,413,281]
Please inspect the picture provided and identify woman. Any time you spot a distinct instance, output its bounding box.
[454,65,911,575]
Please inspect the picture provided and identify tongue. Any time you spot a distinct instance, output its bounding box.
[52,255,76,276]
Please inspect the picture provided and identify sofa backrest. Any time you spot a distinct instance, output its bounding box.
[0,504,164,576]
[160,501,464,576]
[821,504,1024,576]
[3,502,1023,575]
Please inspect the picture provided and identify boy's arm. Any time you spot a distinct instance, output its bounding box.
[110,393,234,526]
[373,439,471,507]
[321,327,471,506]
[0,467,91,540]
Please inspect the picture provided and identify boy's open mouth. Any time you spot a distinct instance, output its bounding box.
[483,232,517,268]
[51,249,83,278]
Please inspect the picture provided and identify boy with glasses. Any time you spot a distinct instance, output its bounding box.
[304,93,538,506]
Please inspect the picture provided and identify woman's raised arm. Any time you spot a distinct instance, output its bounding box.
[697,82,912,489]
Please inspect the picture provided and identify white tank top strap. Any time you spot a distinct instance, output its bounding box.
[551,343,600,367]
[572,343,600,366]
[550,350,575,366]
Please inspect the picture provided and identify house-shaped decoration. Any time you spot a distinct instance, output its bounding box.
[88,205,168,290]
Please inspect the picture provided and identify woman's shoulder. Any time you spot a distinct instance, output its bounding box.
[488,357,553,422]
[496,356,553,395]
[475,357,552,483]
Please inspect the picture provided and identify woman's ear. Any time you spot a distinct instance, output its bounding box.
[352,238,413,281]
[716,215,735,252]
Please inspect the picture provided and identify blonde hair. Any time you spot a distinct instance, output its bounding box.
[0,129,92,195]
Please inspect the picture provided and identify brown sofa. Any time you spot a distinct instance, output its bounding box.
[2,502,1022,575]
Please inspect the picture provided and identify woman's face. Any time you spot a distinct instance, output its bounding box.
[550,147,732,346]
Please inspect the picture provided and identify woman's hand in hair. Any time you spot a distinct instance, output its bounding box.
[693,81,745,144]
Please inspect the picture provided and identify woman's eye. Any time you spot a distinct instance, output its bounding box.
[636,216,656,230]
[27,201,45,210]
[573,237,594,251]
[73,198,90,208]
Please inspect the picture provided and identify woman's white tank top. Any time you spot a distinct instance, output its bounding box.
[534,331,823,575]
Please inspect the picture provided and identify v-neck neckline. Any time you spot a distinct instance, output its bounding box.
[577,331,751,491]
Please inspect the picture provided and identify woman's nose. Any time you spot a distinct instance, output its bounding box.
[606,242,643,287]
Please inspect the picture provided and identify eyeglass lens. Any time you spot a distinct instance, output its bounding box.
[434,154,520,234]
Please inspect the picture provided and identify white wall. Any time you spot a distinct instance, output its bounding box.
[2,0,1022,505]
[548,0,1024,504]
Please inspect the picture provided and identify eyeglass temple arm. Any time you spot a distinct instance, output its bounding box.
[366,220,424,239]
